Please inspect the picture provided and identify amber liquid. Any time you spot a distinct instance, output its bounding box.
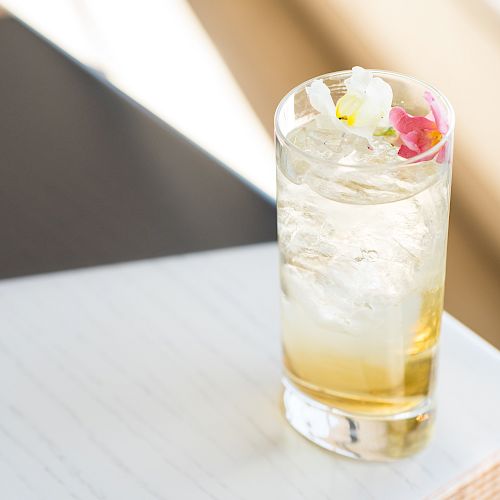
[283,287,444,416]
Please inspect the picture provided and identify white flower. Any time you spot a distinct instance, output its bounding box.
[305,79,339,131]
[306,66,393,141]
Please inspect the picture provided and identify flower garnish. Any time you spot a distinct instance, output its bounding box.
[306,66,393,142]
[305,67,450,163]
[305,79,339,130]
[389,91,448,162]
[336,66,393,140]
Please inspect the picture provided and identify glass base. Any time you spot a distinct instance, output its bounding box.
[283,377,435,461]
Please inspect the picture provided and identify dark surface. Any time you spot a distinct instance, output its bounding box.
[0,19,276,279]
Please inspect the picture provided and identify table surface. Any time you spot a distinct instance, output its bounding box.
[1,243,499,500]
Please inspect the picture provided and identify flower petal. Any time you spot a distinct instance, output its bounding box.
[389,107,437,134]
[346,66,372,94]
[306,80,336,118]
[398,144,419,159]
[368,77,393,126]
[400,131,422,152]
[424,90,448,134]
[354,77,393,129]
[436,142,448,163]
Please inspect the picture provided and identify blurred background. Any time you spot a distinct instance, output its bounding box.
[1,0,499,346]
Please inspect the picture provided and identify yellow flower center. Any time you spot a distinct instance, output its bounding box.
[336,94,363,126]
[427,129,442,146]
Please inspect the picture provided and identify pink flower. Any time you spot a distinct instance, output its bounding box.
[389,91,448,162]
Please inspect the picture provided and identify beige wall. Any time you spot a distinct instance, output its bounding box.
[188,0,500,347]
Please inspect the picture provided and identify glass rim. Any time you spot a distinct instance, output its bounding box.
[274,69,455,169]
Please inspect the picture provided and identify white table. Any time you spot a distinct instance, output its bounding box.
[1,243,499,500]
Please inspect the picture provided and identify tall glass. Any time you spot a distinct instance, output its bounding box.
[275,70,454,460]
